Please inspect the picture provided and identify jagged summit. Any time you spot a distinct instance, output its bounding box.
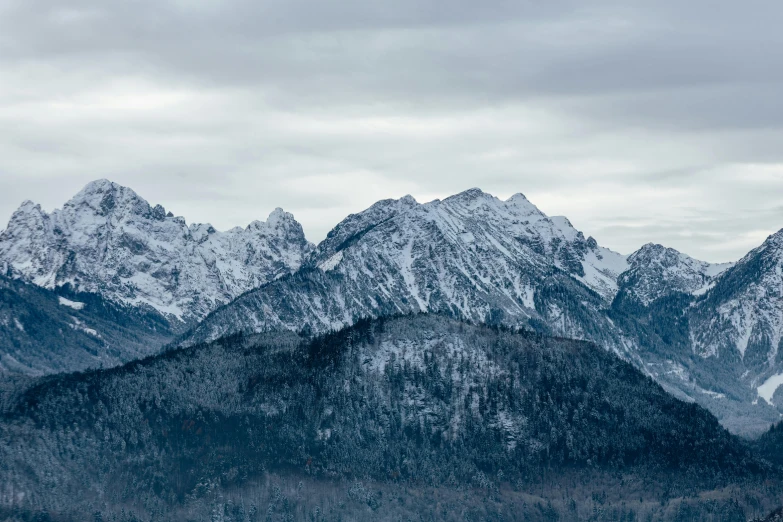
[65,179,153,218]
[619,242,732,306]
[16,200,41,212]
[442,186,490,204]
[755,227,783,252]
[0,179,314,321]
[182,185,630,351]
[307,187,627,300]
[690,227,783,364]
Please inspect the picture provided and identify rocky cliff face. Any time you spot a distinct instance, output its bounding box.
[618,243,733,306]
[686,230,783,411]
[690,230,783,364]
[0,179,314,323]
[181,189,631,352]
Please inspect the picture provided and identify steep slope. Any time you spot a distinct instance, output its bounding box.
[0,275,172,376]
[607,233,783,436]
[0,179,313,323]
[0,315,766,519]
[689,230,783,404]
[181,189,629,350]
[618,243,733,306]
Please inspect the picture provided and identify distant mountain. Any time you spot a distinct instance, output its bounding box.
[688,231,783,417]
[618,243,733,306]
[691,230,783,366]
[0,274,172,376]
[609,229,783,435]
[0,315,768,520]
[0,179,313,323]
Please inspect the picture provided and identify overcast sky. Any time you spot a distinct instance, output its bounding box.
[1,1,782,262]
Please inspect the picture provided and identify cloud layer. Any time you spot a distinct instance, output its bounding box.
[1,0,782,261]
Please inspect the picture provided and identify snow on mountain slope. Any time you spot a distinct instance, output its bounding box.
[181,188,628,349]
[691,229,783,367]
[0,274,172,376]
[0,180,313,322]
[311,189,628,302]
[618,243,733,306]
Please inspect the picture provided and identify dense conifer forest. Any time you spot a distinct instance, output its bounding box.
[1,314,781,520]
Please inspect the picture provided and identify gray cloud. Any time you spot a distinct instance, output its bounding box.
[1,0,782,263]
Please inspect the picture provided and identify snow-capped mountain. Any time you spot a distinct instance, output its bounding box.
[0,180,313,322]
[618,243,733,306]
[606,234,783,436]
[181,188,631,348]
[689,230,783,396]
[6,180,783,436]
[314,189,629,302]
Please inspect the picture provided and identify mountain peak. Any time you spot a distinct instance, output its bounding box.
[620,243,726,305]
[503,191,547,218]
[629,243,671,260]
[66,179,150,218]
[266,207,300,226]
[6,200,46,224]
[81,178,115,191]
[505,192,531,206]
[399,194,418,206]
[761,227,783,250]
[1,200,48,246]
[71,179,126,201]
[268,207,288,219]
[447,187,490,202]
[17,199,42,212]
[0,181,313,321]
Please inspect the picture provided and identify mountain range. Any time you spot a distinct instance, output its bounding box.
[0,179,313,323]
[2,180,783,437]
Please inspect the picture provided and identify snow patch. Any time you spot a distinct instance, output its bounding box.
[521,286,536,310]
[70,317,100,337]
[758,372,783,405]
[318,251,344,272]
[700,389,726,400]
[58,296,86,310]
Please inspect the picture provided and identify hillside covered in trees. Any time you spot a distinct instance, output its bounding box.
[1,314,780,520]
[0,274,175,376]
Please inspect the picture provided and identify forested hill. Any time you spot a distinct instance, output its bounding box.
[0,274,174,376]
[0,314,770,520]
[755,420,783,467]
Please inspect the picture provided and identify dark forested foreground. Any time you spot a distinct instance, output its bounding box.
[3,472,780,522]
[1,314,782,521]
